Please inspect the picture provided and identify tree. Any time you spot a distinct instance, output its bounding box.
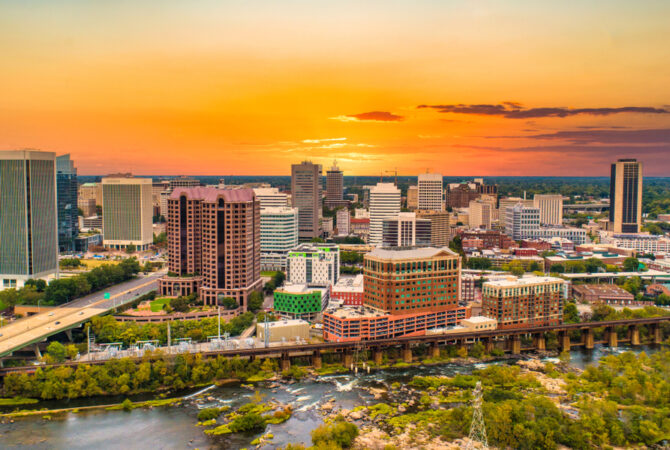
[153,232,167,246]
[564,302,580,323]
[509,261,525,277]
[170,296,190,313]
[623,257,641,272]
[311,417,359,449]
[528,261,542,272]
[550,264,565,273]
[248,291,264,312]
[46,342,67,363]
[220,296,239,310]
[125,244,137,254]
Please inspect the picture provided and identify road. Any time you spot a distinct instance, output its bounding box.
[0,270,166,357]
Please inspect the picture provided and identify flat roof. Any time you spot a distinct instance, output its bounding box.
[325,307,387,319]
[369,246,456,260]
[484,276,564,287]
[262,319,310,328]
[572,284,633,297]
[464,316,497,323]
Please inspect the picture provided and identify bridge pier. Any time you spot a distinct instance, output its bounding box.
[280,353,290,372]
[343,350,353,368]
[33,344,42,359]
[312,350,322,369]
[510,335,521,355]
[582,328,594,349]
[65,329,73,342]
[606,327,618,347]
[402,344,413,363]
[651,324,662,344]
[629,325,640,346]
[533,333,546,351]
[485,337,495,353]
[430,342,440,359]
[559,331,571,353]
[373,348,383,366]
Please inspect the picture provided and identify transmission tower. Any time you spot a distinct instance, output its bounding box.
[465,381,488,449]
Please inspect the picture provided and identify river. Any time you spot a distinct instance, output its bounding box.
[0,344,661,449]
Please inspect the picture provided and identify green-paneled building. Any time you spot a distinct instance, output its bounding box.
[273,284,330,321]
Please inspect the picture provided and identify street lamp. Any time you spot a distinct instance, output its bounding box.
[38,299,42,313]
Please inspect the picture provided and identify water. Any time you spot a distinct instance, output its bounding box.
[0,344,662,449]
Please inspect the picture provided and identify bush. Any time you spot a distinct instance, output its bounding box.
[311,417,359,448]
[197,407,221,421]
[228,411,266,433]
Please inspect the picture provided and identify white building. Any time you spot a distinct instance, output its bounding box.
[369,183,401,246]
[354,208,370,219]
[102,176,153,251]
[260,206,299,270]
[602,233,670,254]
[506,203,587,244]
[336,208,350,235]
[534,194,563,226]
[253,187,290,209]
[418,173,443,210]
[287,243,340,286]
[469,199,494,229]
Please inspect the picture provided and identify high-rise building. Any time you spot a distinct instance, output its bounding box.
[418,173,443,210]
[325,160,347,209]
[482,276,564,329]
[260,206,299,270]
[159,187,262,309]
[415,210,452,246]
[0,150,58,289]
[505,203,540,240]
[610,159,643,233]
[287,243,340,286]
[169,176,201,190]
[499,196,533,215]
[291,161,322,240]
[336,208,350,235]
[79,182,102,206]
[369,182,401,246]
[446,179,497,208]
[469,199,494,229]
[406,185,418,210]
[253,187,290,209]
[56,154,78,252]
[534,194,563,226]
[382,212,431,247]
[101,175,153,251]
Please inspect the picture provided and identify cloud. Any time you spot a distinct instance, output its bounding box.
[332,111,404,122]
[521,128,670,144]
[417,103,669,119]
[302,137,347,144]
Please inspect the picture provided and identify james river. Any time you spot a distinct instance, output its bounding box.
[1,344,660,449]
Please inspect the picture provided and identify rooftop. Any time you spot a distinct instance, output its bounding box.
[170,186,255,202]
[333,274,364,292]
[572,284,633,298]
[484,276,564,287]
[325,307,387,319]
[265,319,310,328]
[369,246,457,260]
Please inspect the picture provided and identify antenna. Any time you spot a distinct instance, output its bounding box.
[466,381,488,449]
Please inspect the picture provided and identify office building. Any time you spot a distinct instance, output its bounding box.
[101,175,153,251]
[406,185,418,210]
[336,208,350,235]
[0,150,58,289]
[158,187,262,309]
[322,217,333,235]
[534,194,563,226]
[291,161,322,240]
[169,176,201,189]
[469,199,494,229]
[322,246,468,342]
[78,198,96,217]
[256,319,310,343]
[610,159,643,233]
[382,212,431,247]
[499,197,533,215]
[56,154,78,252]
[260,206,299,270]
[505,204,587,244]
[446,179,497,208]
[80,215,103,230]
[350,218,370,241]
[482,276,564,329]
[253,187,290,209]
[459,230,516,250]
[415,210,452,247]
[273,284,330,321]
[325,160,348,209]
[79,182,102,206]
[330,274,364,306]
[286,243,340,286]
[418,173,443,210]
[369,182,401,246]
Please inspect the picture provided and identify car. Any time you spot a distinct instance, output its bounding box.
[55,321,61,325]
[79,311,84,315]
[48,312,55,316]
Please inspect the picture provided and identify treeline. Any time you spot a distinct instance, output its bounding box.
[0,258,141,309]
[2,353,271,400]
[88,312,258,346]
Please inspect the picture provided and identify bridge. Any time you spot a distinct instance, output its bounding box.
[0,316,666,377]
[563,203,610,213]
[0,271,165,359]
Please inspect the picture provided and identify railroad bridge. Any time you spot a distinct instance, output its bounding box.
[0,317,667,377]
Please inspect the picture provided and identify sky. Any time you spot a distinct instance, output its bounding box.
[1,0,669,176]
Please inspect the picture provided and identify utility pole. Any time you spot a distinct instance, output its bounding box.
[218,306,221,340]
[167,322,171,353]
[466,381,488,450]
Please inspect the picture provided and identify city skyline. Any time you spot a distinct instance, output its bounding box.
[2,1,670,176]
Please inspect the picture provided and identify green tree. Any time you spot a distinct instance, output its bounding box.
[623,257,641,272]
[46,342,67,363]
[219,296,239,310]
[311,417,359,449]
[550,264,565,273]
[564,302,580,323]
[248,291,264,311]
[125,244,137,254]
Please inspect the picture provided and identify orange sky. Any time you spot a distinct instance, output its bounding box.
[1,1,669,176]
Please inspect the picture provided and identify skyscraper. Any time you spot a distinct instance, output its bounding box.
[610,159,643,233]
[159,187,262,309]
[418,173,443,210]
[260,206,299,270]
[382,212,431,247]
[469,199,494,229]
[325,160,347,209]
[56,154,78,252]
[253,187,290,209]
[369,182,401,246]
[533,194,563,226]
[291,161,322,240]
[0,150,58,289]
[101,175,153,251]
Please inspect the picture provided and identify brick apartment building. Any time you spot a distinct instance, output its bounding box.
[323,247,469,341]
[158,187,262,310]
[459,230,516,250]
[482,276,564,329]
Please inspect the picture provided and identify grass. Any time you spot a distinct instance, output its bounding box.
[149,298,171,312]
[261,271,279,277]
[0,397,39,406]
[81,259,121,269]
